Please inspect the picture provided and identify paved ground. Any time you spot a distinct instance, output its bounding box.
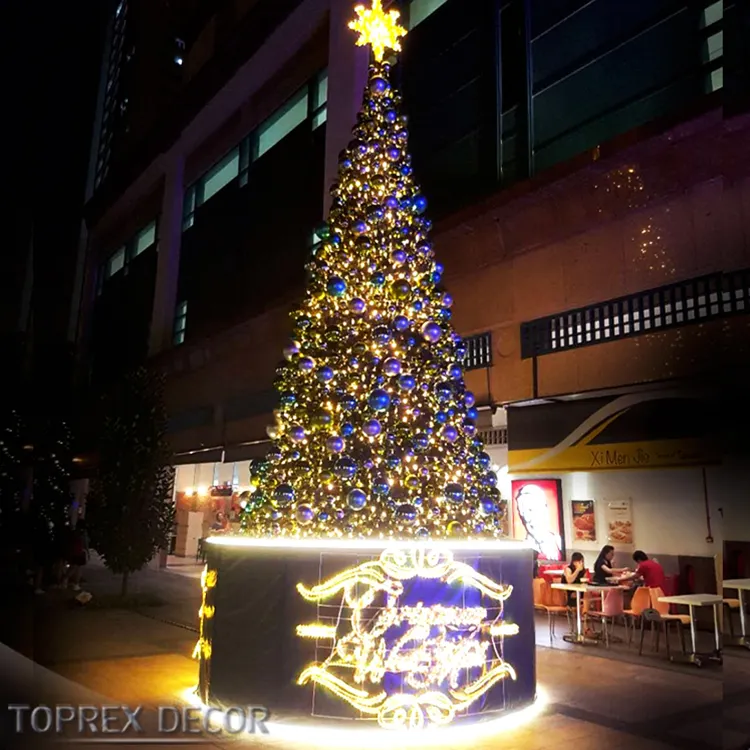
[0,558,745,750]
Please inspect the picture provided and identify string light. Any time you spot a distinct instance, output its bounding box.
[295,547,519,729]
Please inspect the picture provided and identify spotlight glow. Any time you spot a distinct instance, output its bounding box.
[180,685,548,748]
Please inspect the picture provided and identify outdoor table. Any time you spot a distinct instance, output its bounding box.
[723,579,750,648]
[657,593,722,667]
[551,583,627,645]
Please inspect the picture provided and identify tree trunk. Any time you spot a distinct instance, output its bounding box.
[121,570,130,597]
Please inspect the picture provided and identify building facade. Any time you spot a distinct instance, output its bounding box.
[75,0,750,571]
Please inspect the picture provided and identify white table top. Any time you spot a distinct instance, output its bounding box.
[552,582,626,593]
[723,579,750,591]
[658,594,722,607]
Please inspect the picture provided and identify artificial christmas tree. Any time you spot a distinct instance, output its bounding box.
[240,0,505,541]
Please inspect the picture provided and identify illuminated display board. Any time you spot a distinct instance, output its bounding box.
[196,539,536,730]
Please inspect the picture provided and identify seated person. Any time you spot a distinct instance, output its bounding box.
[210,512,230,533]
[592,545,629,584]
[621,550,666,589]
[561,552,586,606]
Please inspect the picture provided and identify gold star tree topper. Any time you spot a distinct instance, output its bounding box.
[348,0,407,62]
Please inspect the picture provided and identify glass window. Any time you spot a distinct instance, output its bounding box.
[202,149,239,203]
[133,220,156,256]
[704,31,723,62]
[408,0,449,29]
[257,88,308,158]
[701,1,722,27]
[106,247,125,278]
[312,70,328,130]
[174,301,188,346]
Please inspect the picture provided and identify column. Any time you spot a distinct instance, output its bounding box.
[149,153,186,355]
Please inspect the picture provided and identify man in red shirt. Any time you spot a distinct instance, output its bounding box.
[630,550,666,589]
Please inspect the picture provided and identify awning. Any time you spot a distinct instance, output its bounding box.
[172,447,224,466]
[223,440,271,463]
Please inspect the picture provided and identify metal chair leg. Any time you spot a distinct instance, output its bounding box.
[678,623,686,654]
[664,622,672,660]
[639,620,648,655]
[726,604,735,638]
[655,623,661,653]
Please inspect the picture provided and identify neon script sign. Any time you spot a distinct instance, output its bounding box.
[295,547,519,730]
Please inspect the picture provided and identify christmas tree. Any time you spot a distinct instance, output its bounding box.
[240,0,505,540]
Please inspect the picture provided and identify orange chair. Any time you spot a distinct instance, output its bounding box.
[649,587,689,654]
[623,587,651,646]
[537,580,570,643]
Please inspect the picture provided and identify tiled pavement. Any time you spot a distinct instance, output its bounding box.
[2,562,746,750]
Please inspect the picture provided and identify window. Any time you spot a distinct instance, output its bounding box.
[408,0,449,29]
[256,88,308,159]
[464,332,493,370]
[133,220,156,257]
[183,187,196,230]
[174,301,188,346]
[106,247,125,278]
[202,149,240,203]
[311,71,328,129]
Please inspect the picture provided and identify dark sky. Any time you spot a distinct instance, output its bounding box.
[1,1,111,399]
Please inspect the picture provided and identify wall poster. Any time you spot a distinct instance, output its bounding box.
[605,499,634,545]
[571,500,597,542]
[510,478,565,561]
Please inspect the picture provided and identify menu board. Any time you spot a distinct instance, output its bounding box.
[605,499,634,545]
[571,500,596,542]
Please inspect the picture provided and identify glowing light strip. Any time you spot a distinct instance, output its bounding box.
[297,623,337,639]
[205,536,532,552]
[489,623,520,637]
[180,685,548,748]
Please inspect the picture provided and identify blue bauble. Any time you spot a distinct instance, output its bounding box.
[467,406,479,420]
[353,220,367,234]
[422,321,442,343]
[371,272,385,286]
[445,483,465,504]
[416,241,433,256]
[396,504,417,523]
[267,446,282,462]
[385,453,401,469]
[280,391,296,405]
[384,195,399,210]
[387,147,401,161]
[383,357,401,376]
[413,195,428,214]
[270,510,282,521]
[415,526,430,539]
[385,109,397,122]
[316,366,334,383]
[326,436,345,453]
[373,326,391,345]
[340,395,357,411]
[393,315,410,331]
[398,374,416,391]
[290,425,306,442]
[368,388,390,411]
[455,343,467,360]
[435,411,447,424]
[435,382,452,401]
[299,357,315,372]
[442,425,458,443]
[296,505,315,525]
[369,76,388,95]
[413,301,422,312]
[480,496,497,515]
[448,364,462,380]
[463,418,477,437]
[327,276,347,297]
[482,470,498,486]
[431,271,442,284]
[348,488,367,511]
[363,419,382,437]
[464,391,476,408]
[274,484,295,505]
[474,522,486,534]
[341,422,354,437]
[413,434,429,451]
[318,511,330,522]
[350,297,366,314]
[401,165,412,175]
[435,262,445,275]
[372,478,390,496]
[391,249,407,265]
[334,456,357,480]
[442,292,454,308]
[400,197,412,210]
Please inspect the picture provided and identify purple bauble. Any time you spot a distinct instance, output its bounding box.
[464,391,476,408]
[442,425,458,443]
[369,77,388,95]
[290,425,306,442]
[299,357,315,372]
[326,436,345,453]
[387,147,401,161]
[296,505,315,525]
[421,321,442,343]
[363,419,382,437]
[383,357,401,377]
[391,249,407,265]
[384,195,399,210]
[283,341,300,360]
[350,297,366,314]
[463,418,477,437]
[442,292,454,308]
[393,315,410,331]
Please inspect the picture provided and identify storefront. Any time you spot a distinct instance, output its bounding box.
[504,387,724,593]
